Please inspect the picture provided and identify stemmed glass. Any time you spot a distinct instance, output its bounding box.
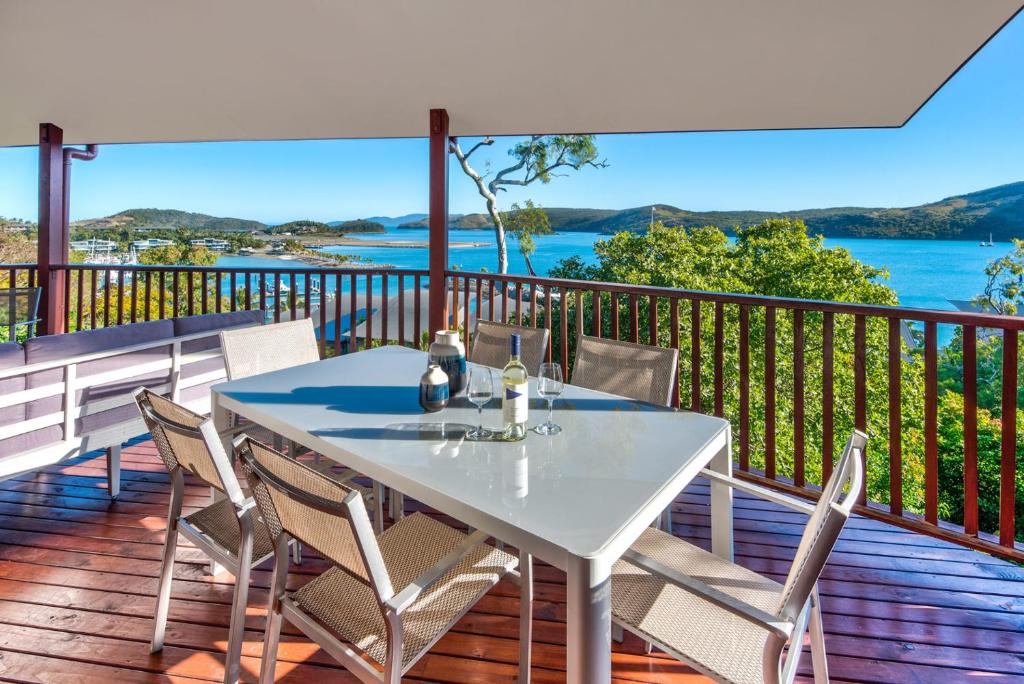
[534,362,564,435]
[467,367,494,440]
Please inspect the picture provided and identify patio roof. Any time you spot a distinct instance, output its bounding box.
[1,0,1021,146]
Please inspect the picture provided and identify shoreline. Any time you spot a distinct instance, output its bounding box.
[273,235,490,249]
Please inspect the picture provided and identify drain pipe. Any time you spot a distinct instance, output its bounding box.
[62,144,99,258]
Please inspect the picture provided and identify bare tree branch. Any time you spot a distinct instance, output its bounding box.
[455,137,494,160]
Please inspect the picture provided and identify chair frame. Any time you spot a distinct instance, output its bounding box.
[236,434,521,684]
[220,318,386,534]
[615,430,866,684]
[135,388,288,684]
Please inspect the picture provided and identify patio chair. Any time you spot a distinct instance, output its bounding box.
[571,335,680,529]
[134,387,293,684]
[219,318,321,451]
[469,320,550,374]
[571,335,679,407]
[235,435,520,684]
[220,318,384,533]
[611,430,867,684]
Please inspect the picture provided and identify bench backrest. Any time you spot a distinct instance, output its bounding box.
[0,309,262,480]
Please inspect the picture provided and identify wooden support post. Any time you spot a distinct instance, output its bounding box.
[38,123,66,335]
[428,108,450,336]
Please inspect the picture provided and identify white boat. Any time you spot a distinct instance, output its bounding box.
[980,233,994,246]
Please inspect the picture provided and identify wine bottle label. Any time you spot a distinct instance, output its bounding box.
[503,382,528,424]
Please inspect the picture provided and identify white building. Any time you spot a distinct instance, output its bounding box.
[189,238,230,251]
[132,238,174,250]
[70,238,117,253]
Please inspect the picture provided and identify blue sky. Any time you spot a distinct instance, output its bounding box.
[1,14,1022,225]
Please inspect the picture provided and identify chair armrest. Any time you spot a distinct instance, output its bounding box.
[701,469,816,515]
[621,549,793,639]
[384,529,492,615]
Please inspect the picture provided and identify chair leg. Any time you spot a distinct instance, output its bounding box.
[374,481,385,534]
[291,540,303,566]
[809,589,829,684]
[519,551,533,684]
[612,623,624,644]
[151,475,183,653]
[224,532,254,684]
[259,543,289,684]
[390,490,405,520]
[660,506,672,533]
[107,444,121,499]
[151,525,177,653]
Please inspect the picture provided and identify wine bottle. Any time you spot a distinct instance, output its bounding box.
[501,333,529,440]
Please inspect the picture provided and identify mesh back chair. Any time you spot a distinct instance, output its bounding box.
[611,431,867,684]
[470,320,550,374]
[571,335,680,529]
[571,335,679,407]
[220,317,321,379]
[134,388,289,684]
[236,436,520,684]
[220,318,383,532]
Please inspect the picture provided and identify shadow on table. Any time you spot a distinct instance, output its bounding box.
[313,423,471,441]
[223,385,675,416]
[222,385,423,414]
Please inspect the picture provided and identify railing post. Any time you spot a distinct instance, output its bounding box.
[38,123,66,335]
[428,108,450,336]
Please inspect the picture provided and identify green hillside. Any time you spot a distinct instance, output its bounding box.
[269,220,331,234]
[72,208,266,233]
[67,180,1024,241]
[399,181,1024,240]
[333,219,386,233]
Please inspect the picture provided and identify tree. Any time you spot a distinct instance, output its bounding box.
[974,238,1024,314]
[450,135,606,273]
[549,219,926,507]
[500,200,551,276]
[0,233,35,271]
[138,245,184,265]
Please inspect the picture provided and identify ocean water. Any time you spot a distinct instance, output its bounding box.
[214,229,1011,349]
[218,228,1009,315]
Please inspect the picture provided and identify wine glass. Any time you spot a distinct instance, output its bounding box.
[467,367,494,440]
[534,362,563,435]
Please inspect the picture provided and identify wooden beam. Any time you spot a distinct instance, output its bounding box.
[37,123,66,335]
[428,108,450,337]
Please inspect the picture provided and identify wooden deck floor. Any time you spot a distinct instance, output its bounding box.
[0,438,1022,683]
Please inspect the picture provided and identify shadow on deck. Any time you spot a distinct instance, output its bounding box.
[0,439,1021,682]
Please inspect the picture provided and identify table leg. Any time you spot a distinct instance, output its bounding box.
[209,395,231,576]
[519,551,533,684]
[709,432,734,561]
[566,555,611,684]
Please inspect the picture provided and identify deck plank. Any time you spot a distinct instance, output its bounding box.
[0,443,1022,683]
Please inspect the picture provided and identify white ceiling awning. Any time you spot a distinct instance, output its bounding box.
[1,0,1021,147]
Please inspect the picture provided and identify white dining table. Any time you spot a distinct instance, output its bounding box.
[210,345,734,683]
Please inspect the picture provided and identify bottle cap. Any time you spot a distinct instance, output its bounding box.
[510,333,521,357]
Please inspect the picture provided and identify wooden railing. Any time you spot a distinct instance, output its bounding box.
[448,269,1024,563]
[51,264,430,357]
[6,260,1021,562]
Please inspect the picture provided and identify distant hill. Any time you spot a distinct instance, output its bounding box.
[397,181,1024,240]
[72,208,266,233]
[333,219,386,233]
[65,181,1024,242]
[269,219,331,234]
[331,213,435,228]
